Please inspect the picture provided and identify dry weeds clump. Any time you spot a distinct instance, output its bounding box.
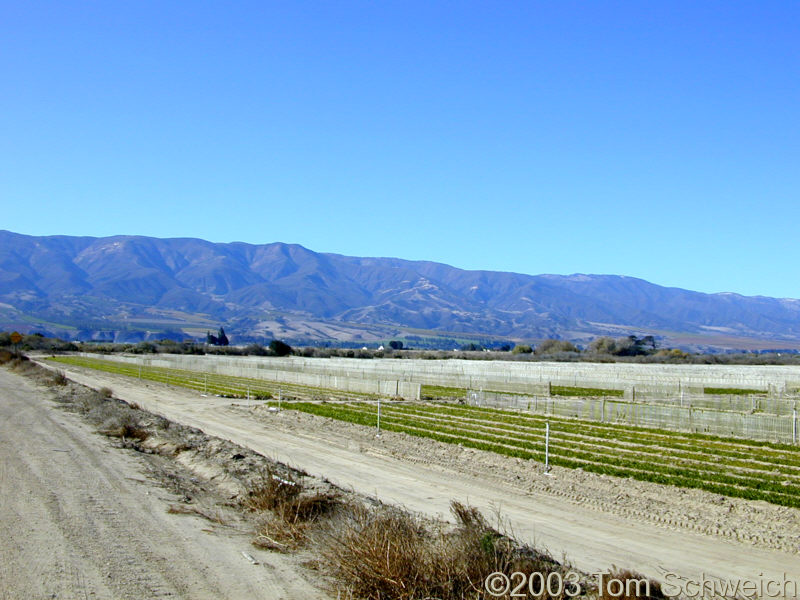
[48,370,68,386]
[245,468,339,551]
[87,402,149,441]
[8,355,38,375]
[315,500,577,600]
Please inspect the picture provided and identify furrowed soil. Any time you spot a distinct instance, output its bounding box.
[243,406,800,555]
[36,359,800,590]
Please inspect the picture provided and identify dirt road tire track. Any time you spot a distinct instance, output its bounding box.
[0,368,325,600]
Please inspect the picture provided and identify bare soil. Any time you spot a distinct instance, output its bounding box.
[0,365,330,600]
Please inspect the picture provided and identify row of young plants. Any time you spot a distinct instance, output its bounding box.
[388,403,800,472]
[372,404,800,479]
[421,400,800,460]
[280,400,800,508]
[48,355,800,507]
[333,402,800,499]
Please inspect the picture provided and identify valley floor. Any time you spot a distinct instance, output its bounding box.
[39,360,800,590]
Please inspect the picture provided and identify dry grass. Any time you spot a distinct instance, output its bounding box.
[48,370,68,386]
[167,503,228,525]
[316,500,573,600]
[102,422,150,441]
[245,470,301,512]
[9,356,38,375]
[246,469,340,551]
[85,399,149,441]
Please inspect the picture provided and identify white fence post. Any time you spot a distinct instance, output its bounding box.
[545,421,551,473]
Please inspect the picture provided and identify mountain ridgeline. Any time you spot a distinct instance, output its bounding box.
[2,230,799,348]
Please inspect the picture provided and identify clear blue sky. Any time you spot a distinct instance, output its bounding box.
[2,2,798,297]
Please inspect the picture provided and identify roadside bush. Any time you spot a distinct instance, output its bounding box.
[9,356,37,374]
[49,370,68,386]
[535,339,579,354]
[244,343,269,356]
[317,500,573,600]
[248,468,339,550]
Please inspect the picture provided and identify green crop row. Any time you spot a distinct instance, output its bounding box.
[421,400,800,457]
[330,402,800,498]
[704,387,768,396]
[550,385,624,397]
[279,401,800,508]
[383,403,800,475]
[372,404,800,479]
[420,385,467,398]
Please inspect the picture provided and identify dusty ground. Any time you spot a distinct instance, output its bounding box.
[38,360,800,590]
[0,365,329,600]
[248,405,800,555]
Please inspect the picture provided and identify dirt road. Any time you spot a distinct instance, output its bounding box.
[0,368,325,600]
[48,362,800,592]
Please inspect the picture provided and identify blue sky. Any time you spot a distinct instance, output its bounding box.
[2,1,798,297]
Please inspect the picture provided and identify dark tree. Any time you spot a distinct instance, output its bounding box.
[388,340,404,350]
[641,335,657,351]
[460,342,483,351]
[206,331,218,345]
[269,339,293,356]
[217,327,229,346]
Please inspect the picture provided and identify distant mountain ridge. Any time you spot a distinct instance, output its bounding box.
[2,230,800,349]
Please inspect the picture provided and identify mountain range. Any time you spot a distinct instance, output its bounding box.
[2,230,799,350]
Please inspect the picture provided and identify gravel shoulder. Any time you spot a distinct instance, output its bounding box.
[0,367,326,600]
[43,361,800,588]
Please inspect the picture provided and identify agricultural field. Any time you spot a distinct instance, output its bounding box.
[49,355,377,400]
[281,400,800,508]
[49,355,800,509]
[421,383,625,398]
